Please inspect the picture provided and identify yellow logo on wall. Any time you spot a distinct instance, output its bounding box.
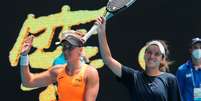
[9,5,105,101]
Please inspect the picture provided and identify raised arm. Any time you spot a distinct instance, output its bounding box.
[96,17,122,77]
[20,35,57,88]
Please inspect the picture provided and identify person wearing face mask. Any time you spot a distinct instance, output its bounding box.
[176,37,201,101]
[96,17,181,101]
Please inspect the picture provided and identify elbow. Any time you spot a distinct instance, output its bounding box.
[103,59,110,66]
[102,57,113,66]
[21,79,35,88]
[100,52,112,64]
[20,72,35,87]
[22,81,32,88]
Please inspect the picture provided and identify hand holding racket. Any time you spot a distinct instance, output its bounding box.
[95,17,106,35]
[82,0,137,42]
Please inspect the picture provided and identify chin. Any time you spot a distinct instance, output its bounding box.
[146,63,157,69]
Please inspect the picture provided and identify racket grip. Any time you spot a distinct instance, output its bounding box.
[105,12,114,20]
[82,25,98,42]
[82,12,113,42]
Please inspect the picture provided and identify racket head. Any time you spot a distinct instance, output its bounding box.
[106,0,136,13]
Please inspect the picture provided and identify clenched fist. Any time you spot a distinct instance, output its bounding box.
[21,35,34,55]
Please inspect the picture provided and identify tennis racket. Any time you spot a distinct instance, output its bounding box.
[82,0,137,42]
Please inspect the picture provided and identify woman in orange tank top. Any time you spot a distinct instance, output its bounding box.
[19,30,99,101]
[57,64,87,101]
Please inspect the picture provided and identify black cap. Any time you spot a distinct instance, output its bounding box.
[192,37,201,45]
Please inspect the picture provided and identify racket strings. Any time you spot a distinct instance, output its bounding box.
[107,0,132,12]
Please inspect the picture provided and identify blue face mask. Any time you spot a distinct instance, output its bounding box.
[192,49,201,59]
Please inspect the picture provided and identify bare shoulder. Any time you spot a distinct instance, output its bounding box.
[86,65,98,74]
[85,65,98,76]
[49,64,66,77]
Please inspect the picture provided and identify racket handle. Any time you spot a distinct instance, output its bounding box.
[82,25,98,42]
[105,12,114,20]
[82,12,113,42]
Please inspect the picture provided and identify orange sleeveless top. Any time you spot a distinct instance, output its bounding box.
[57,64,87,101]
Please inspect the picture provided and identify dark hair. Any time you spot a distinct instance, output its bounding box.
[192,37,201,45]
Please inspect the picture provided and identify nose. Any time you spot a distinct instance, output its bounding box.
[149,53,156,59]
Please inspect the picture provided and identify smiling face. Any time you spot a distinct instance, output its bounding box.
[144,44,163,70]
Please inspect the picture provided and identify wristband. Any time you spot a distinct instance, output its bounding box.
[20,55,29,66]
